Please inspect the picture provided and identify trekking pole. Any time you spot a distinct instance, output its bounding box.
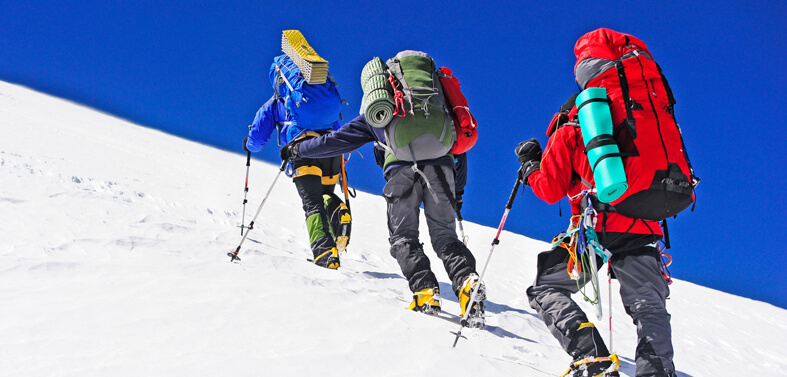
[239,150,252,235]
[588,243,603,321]
[228,159,288,262]
[452,172,522,347]
[608,264,614,353]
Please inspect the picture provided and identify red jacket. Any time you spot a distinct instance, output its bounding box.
[527,124,663,236]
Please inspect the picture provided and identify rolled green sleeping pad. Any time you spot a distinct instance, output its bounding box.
[576,87,628,203]
[360,57,395,128]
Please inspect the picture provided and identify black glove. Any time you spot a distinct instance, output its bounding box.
[279,142,301,161]
[242,136,250,152]
[519,160,540,186]
[515,138,542,165]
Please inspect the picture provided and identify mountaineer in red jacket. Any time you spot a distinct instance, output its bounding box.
[516,94,676,377]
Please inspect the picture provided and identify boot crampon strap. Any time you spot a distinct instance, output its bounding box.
[560,354,620,377]
[333,203,351,253]
[458,274,486,328]
[323,193,352,253]
[313,248,340,269]
[408,287,441,315]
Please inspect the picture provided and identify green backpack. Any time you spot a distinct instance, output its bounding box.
[377,50,456,166]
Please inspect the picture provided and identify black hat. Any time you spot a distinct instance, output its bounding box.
[547,93,580,137]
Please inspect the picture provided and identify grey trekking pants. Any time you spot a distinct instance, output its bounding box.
[383,165,476,296]
[527,241,675,376]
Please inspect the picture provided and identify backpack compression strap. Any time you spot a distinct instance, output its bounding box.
[656,63,677,111]
[387,60,415,116]
[407,145,440,204]
[585,134,628,172]
[614,59,636,139]
[276,64,295,93]
[433,165,461,218]
[387,58,438,117]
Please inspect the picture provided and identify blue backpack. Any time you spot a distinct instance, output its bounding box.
[269,54,342,130]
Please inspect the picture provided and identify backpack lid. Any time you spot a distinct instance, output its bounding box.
[386,50,437,96]
[574,28,651,69]
[386,50,435,70]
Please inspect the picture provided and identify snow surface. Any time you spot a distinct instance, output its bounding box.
[1,80,785,377]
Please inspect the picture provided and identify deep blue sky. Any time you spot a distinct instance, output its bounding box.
[2,1,785,309]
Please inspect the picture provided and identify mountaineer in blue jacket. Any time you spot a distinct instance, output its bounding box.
[244,93,350,270]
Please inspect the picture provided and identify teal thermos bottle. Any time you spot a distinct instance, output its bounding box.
[575,87,628,203]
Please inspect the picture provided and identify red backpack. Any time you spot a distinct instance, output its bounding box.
[574,28,699,221]
[437,67,478,154]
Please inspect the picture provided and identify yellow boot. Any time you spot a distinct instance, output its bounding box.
[407,287,441,315]
[458,273,486,328]
[560,354,620,377]
[313,247,340,270]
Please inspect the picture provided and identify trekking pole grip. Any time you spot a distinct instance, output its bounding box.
[506,172,523,210]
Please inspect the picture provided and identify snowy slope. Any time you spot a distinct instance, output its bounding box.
[1,80,785,377]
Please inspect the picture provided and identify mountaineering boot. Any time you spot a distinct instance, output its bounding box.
[313,247,340,269]
[324,193,352,253]
[408,287,441,315]
[559,354,620,377]
[565,322,611,362]
[458,273,486,328]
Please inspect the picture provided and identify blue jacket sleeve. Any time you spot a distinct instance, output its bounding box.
[298,115,379,158]
[245,97,280,153]
[453,153,468,196]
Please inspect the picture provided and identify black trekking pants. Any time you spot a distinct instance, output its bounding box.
[291,156,342,258]
[383,165,477,296]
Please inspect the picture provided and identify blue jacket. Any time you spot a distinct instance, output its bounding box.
[298,114,467,194]
[245,96,340,152]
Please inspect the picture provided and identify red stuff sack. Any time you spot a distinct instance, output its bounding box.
[437,67,478,154]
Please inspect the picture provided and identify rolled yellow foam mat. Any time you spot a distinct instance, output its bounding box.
[281,30,329,85]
